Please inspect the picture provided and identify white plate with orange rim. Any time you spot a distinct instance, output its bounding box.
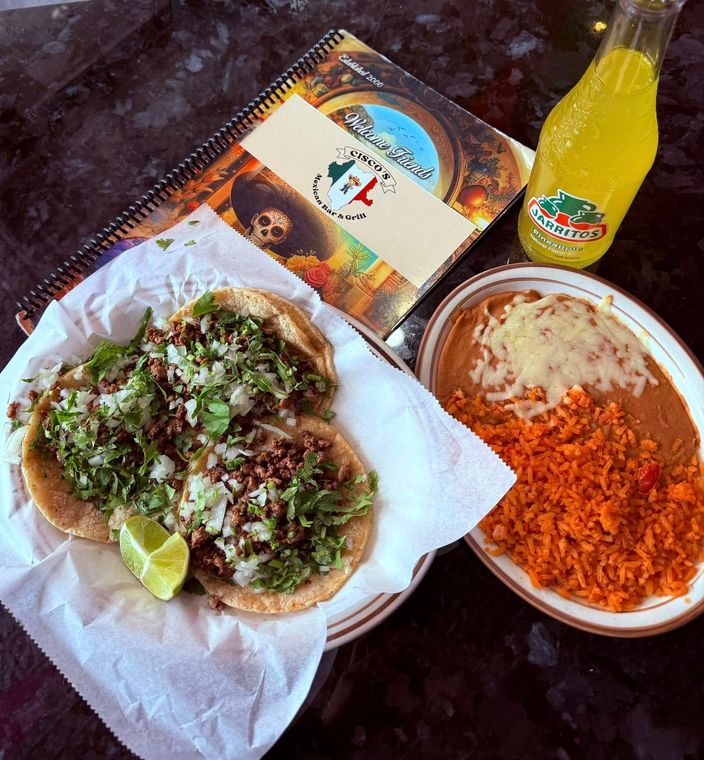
[322,310,435,650]
[415,263,704,637]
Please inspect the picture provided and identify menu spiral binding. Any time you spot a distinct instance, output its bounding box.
[16,28,346,328]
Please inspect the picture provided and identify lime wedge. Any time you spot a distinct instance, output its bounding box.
[119,516,189,601]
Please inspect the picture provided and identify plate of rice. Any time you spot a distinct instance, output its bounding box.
[416,263,704,636]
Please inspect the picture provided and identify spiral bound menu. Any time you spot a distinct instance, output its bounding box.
[16,29,534,338]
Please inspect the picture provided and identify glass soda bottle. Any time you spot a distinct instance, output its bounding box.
[518,0,685,268]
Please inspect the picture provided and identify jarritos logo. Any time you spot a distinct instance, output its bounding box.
[312,146,396,221]
[528,189,607,242]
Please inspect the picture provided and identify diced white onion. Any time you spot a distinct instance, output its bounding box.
[163,512,178,532]
[248,521,272,542]
[149,454,176,482]
[166,343,187,365]
[192,366,211,386]
[221,511,233,538]
[225,445,253,459]
[204,497,228,534]
[233,571,251,587]
[33,362,64,391]
[184,399,198,426]
[228,385,255,417]
[2,425,26,465]
[232,554,262,588]
[256,422,291,439]
[179,500,195,523]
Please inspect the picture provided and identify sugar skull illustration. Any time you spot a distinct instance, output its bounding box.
[245,207,293,248]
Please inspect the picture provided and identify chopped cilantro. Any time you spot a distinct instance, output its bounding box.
[43,394,178,517]
[155,238,174,251]
[187,220,200,226]
[184,240,197,247]
[300,398,336,421]
[83,340,128,383]
[38,305,184,521]
[245,453,378,593]
[200,398,231,439]
[192,291,219,317]
[84,307,152,382]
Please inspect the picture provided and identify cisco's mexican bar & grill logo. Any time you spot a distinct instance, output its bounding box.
[527,189,608,241]
[312,146,396,221]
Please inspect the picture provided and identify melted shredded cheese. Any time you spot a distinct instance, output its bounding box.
[470,293,658,418]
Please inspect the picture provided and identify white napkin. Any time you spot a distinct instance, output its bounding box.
[0,205,515,759]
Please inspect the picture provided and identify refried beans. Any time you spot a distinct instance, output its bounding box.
[438,290,699,468]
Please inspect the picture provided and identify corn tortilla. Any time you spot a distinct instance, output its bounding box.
[171,288,336,413]
[185,416,372,613]
[21,368,111,543]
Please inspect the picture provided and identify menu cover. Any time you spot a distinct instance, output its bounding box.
[17,29,534,338]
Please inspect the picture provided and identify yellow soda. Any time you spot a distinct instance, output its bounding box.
[518,0,684,268]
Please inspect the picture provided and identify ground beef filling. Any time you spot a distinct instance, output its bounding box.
[189,432,344,579]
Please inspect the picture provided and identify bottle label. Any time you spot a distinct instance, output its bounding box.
[527,189,608,243]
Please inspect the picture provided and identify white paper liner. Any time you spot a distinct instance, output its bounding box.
[0,205,515,759]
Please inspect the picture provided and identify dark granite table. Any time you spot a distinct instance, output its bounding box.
[2,0,704,757]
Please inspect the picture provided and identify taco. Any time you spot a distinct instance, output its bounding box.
[19,289,338,545]
[22,370,112,542]
[21,340,184,543]
[179,416,376,613]
[165,288,336,417]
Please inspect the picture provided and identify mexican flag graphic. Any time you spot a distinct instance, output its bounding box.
[326,159,378,212]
